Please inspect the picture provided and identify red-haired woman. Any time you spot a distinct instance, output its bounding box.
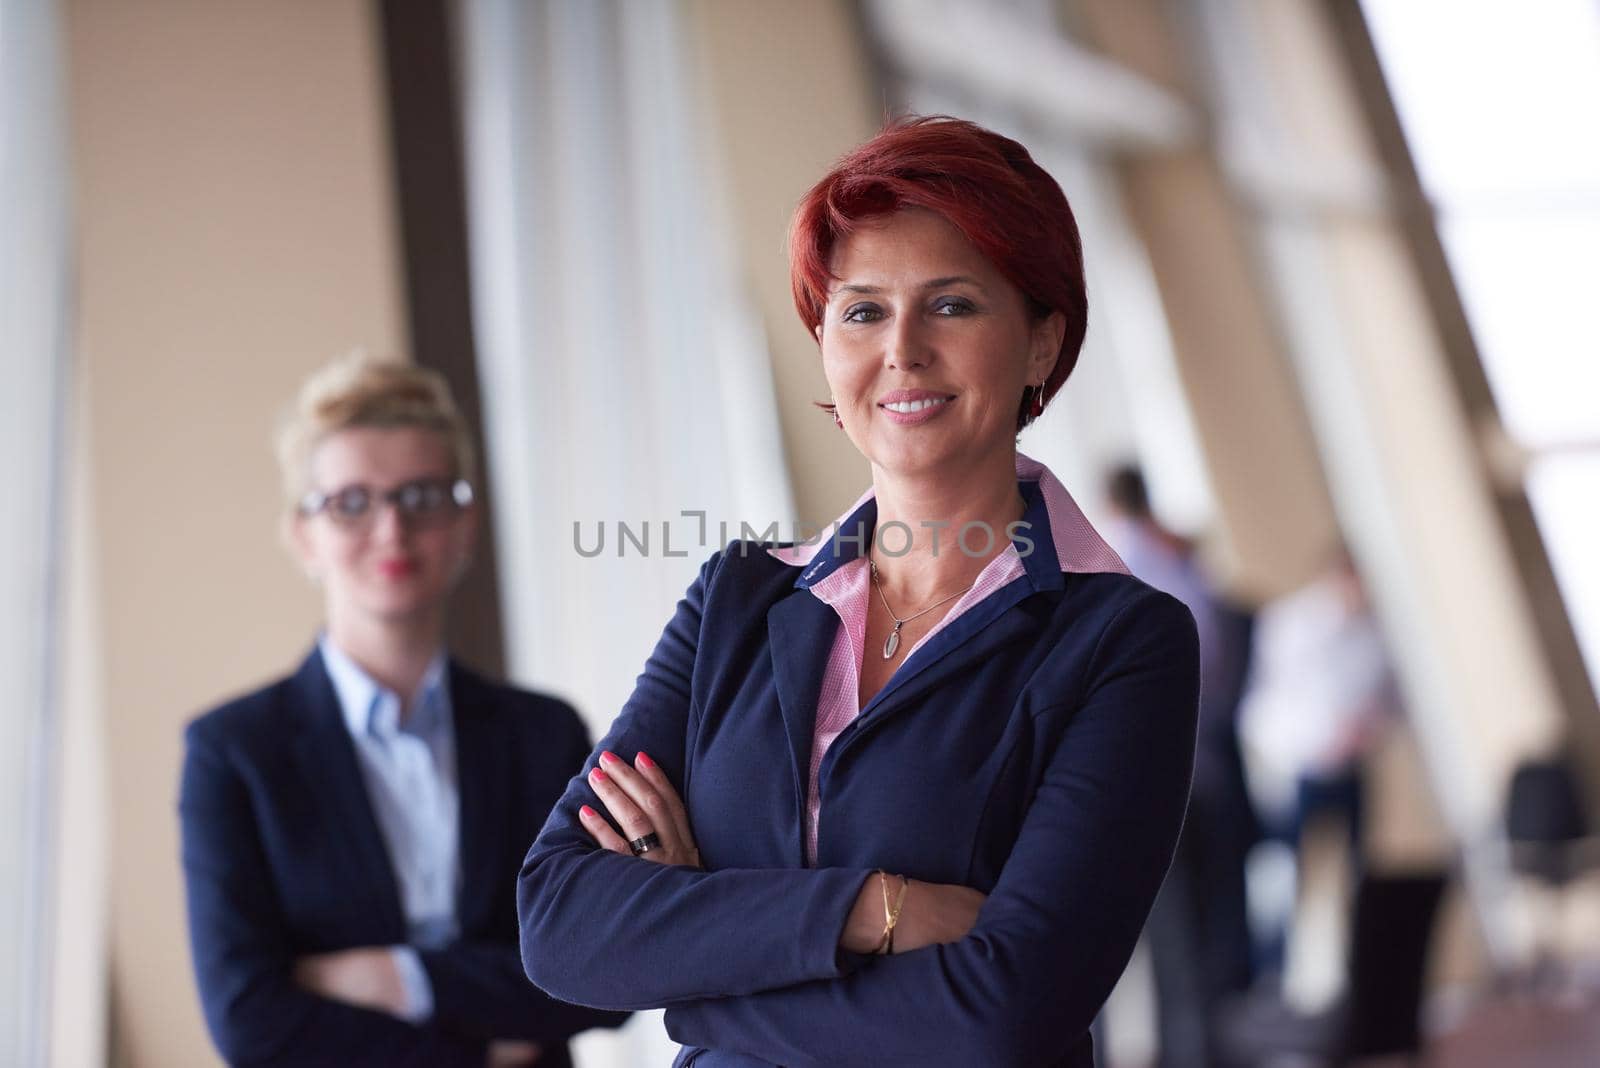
[517,117,1200,1068]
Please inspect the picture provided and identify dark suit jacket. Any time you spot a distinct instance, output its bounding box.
[517,480,1201,1068]
[180,648,626,1066]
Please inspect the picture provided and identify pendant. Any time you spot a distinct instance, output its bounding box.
[882,623,902,659]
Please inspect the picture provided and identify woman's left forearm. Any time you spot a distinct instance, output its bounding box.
[838,875,988,955]
[519,835,878,1009]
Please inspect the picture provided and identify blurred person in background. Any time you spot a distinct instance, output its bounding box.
[1237,544,1400,985]
[516,116,1200,1068]
[179,356,625,1066]
[1102,464,1260,1068]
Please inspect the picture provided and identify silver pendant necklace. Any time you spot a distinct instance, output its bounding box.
[869,560,973,660]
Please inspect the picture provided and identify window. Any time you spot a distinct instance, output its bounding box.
[1363,0,1600,695]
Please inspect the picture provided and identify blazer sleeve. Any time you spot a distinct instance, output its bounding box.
[420,713,631,1042]
[517,549,876,1010]
[418,939,628,1042]
[662,590,1201,1068]
[179,722,483,1067]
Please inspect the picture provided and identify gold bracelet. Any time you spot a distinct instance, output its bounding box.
[875,871,908,955]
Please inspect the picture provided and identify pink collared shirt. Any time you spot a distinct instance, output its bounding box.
[768,453,1130,863]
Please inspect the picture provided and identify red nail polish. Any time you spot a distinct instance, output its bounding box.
[637,752,655,770]
[580,805,597,818]
[590,767,608,783]
[599,751,619,766]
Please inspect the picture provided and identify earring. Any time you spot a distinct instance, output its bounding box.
[1029,384,1045,419]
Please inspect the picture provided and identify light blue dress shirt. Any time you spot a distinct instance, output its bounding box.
[319,637,460,1024]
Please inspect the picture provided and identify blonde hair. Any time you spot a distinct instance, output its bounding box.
[275,353,477,510]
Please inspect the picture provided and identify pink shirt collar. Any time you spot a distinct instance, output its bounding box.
[766,452,1129,578]
[778,452,1128,864]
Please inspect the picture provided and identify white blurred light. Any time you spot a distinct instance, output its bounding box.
[1363,0,1600,199]
[1364,0,1600,697]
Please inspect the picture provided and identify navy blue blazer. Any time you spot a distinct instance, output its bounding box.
[179,648,626,1066]
[517,483,1201,1068]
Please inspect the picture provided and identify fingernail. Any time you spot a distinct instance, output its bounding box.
[636,751,655,770]
[580,805,597,818]
[599,751,619,766]
[589,767,608,783]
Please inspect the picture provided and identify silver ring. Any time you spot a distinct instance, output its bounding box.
[629,832,662,856]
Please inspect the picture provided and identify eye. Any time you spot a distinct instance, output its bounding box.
[840,302,884,324]
[330,486,373,519]
[395,480,449,515]
[932,296,976,316]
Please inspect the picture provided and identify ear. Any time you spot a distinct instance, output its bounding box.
[459,499,482,548]
[814,322,824,344]
[1028,311,1067,385]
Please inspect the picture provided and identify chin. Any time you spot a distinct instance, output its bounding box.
[867,433,967,478]
[359,591,444,626]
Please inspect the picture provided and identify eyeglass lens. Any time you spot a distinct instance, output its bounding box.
[316,479,464,526]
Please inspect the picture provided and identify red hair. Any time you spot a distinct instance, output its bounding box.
[790,116,1088,429]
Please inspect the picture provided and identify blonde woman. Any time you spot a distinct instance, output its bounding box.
[179,356,623,1066]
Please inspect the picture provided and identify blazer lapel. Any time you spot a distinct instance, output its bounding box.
[859,588,1049,728]
[766,591,842,831]
[288,649,406,938]
[449,664,505,933]
[857,480,1069,728]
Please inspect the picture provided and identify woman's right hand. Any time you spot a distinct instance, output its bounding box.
[839,875,986,955]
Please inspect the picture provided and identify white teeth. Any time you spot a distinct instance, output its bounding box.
[883,397,951,414]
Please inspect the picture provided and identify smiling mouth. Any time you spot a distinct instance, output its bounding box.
[880,396,954,414]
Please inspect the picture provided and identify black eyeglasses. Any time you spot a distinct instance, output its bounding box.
[298,477,474,529]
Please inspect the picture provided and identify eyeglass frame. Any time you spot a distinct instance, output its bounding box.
[296,476,475,530]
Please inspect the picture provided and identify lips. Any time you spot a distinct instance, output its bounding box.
[377,558,419,578]
[881,396,953,414]
[875,389,957,425]
[876,388,956,414]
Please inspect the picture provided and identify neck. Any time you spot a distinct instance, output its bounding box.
[324,606,445,710]
[867,445,1024,606]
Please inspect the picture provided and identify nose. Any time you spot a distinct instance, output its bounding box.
[885,309,932,372]
[368,498,410,545]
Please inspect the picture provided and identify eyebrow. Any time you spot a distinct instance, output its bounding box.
[831,275,988,296]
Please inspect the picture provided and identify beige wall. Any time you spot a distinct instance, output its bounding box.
[66,3,879,1061]
[65,1,404,1063]
[1073,0,1340,602]
[687,0,880,526]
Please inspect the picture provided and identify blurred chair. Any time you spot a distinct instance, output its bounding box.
[1502,757,1600,996]
[1505,758,1597,884]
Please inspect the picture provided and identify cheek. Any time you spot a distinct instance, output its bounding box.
[414,528,468,571]
[970,326,1033,391]
[330,543,373,583]
[305,531,362,575]
[820,344,873,396]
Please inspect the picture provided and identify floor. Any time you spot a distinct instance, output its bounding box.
[1424,998,1600,1068]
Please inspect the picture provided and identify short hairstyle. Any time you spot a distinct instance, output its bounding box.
[274,353,476,510]
[789,115,1088,429]
[1105,463,1151,520]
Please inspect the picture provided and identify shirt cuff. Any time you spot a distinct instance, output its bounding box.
[389,945,434,1024]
